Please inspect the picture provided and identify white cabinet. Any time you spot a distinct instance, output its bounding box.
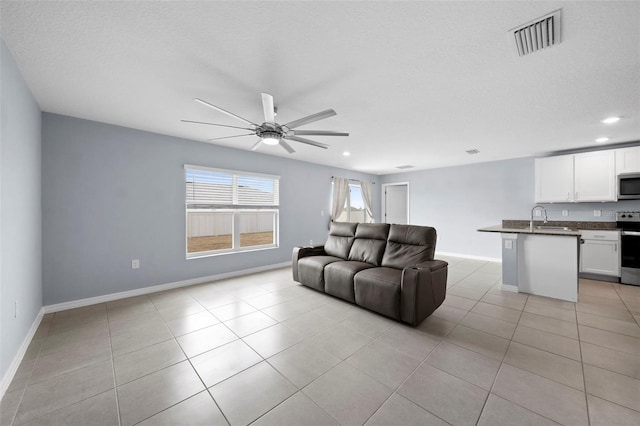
[579,230,620,277]
[616,146,640,174]
[574,151,616,202]
[535,151,616,203]
[535,155,574,203]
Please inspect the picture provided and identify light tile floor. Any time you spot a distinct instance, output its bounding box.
[2,256,640,425]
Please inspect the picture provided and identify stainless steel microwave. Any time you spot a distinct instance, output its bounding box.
[618,173,640,200]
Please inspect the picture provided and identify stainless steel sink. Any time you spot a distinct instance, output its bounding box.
[534,226,573,231]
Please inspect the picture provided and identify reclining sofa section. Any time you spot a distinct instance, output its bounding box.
[292,222,448,326]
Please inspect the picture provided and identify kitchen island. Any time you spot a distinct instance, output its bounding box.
[479,224,581,302]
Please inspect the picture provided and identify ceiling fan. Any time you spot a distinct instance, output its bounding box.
[182,93,348,154]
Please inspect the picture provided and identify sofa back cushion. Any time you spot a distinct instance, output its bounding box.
[324,222,358,259]
[381,224,436,269]
[348,223,390,266]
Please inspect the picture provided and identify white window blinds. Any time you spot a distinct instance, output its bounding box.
[185,165,280,207]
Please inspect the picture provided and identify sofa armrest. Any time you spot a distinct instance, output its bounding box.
[414,260,448,273]
[292,245,326,282]
[400,259,448,325]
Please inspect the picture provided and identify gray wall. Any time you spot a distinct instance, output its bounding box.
[380,157,640,259]
[380,158,535,259]
[42,113,379,305]
[1,40,43,384]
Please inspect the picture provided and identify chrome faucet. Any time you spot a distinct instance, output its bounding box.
[530,205,548,231]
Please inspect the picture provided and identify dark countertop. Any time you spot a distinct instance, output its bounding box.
[478,220,619,237]
[478,225,581,237]
[501,220,618,231]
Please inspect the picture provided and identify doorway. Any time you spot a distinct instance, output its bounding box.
[382,182,409,224]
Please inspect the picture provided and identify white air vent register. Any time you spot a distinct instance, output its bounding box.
[509,9,562,56]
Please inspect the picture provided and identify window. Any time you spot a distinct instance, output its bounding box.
[185,165,279,258]
[335,182,370,223]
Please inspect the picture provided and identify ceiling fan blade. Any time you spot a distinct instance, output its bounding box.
[283,109,337,130]
[290,130,349,137]
[279,139,296,154]
[194,98,259,127]
[207,133,255,142]
[286,135,329,149]
[261,93,275,123]
[250,139,262,151]
[181,119,254,131]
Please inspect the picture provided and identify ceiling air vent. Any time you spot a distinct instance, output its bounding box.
[466,149,480,155]
[509,9,561,56]
[396,165,414,170]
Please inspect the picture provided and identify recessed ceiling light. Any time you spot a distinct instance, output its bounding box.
[342,151,350,157]
[595,137,610,143]
[601,116,621,124]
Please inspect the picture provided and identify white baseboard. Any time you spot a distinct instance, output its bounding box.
[1,308,44,400]
[43,262,291,314]
[436,251,501,263]
[501,284,519,293]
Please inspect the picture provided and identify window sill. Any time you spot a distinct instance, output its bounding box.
[186,244,279,260]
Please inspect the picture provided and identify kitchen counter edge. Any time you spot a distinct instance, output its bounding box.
[478,225,581,237]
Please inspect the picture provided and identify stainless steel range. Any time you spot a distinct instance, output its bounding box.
[617,211,640,286]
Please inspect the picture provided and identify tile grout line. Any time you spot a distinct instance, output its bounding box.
[118,283,254,425]
[6,317,48,426]
[16,308,115,426]
[480,293,566,426]
[105,303,123,426]
[576,320,592,426]
[472,287,527,425]
[351,336,451,426]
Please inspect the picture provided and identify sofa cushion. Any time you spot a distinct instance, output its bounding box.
[298,255,342,292]
[324,261,374,302]
[381,224,436,269]
[354,267,402,320]
[355,223,390,240]
[348,223,390,266]
[324,222,358,259]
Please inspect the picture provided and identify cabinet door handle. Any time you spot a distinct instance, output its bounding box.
[614,243,617,252]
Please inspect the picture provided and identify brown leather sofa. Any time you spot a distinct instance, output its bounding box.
[292,222,448,326]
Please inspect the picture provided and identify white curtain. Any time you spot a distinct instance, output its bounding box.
[360,181,375,223]
[331,177,350,222]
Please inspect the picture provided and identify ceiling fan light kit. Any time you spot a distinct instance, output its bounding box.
[184,93,349,154]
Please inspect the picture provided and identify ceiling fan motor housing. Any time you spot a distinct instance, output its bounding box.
[257,124,284,144]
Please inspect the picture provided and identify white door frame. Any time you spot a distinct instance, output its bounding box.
[381,182,410,224]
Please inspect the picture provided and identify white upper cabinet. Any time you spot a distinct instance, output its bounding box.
[615,146,640,174]
[535,155,574,202]
[535,150,616,203]
[574,150,616,202]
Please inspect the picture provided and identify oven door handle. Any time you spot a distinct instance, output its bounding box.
[622,231,640,236]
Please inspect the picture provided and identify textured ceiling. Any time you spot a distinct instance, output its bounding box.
[1,1,639,174]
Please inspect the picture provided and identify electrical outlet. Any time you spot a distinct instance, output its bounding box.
[534,210,542,216]
[504,240,513,250]
[562,210,568,217]
[320,210,324,217]
[594,210,602,217]
[309,240,314,246]
[132,259,140,269]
